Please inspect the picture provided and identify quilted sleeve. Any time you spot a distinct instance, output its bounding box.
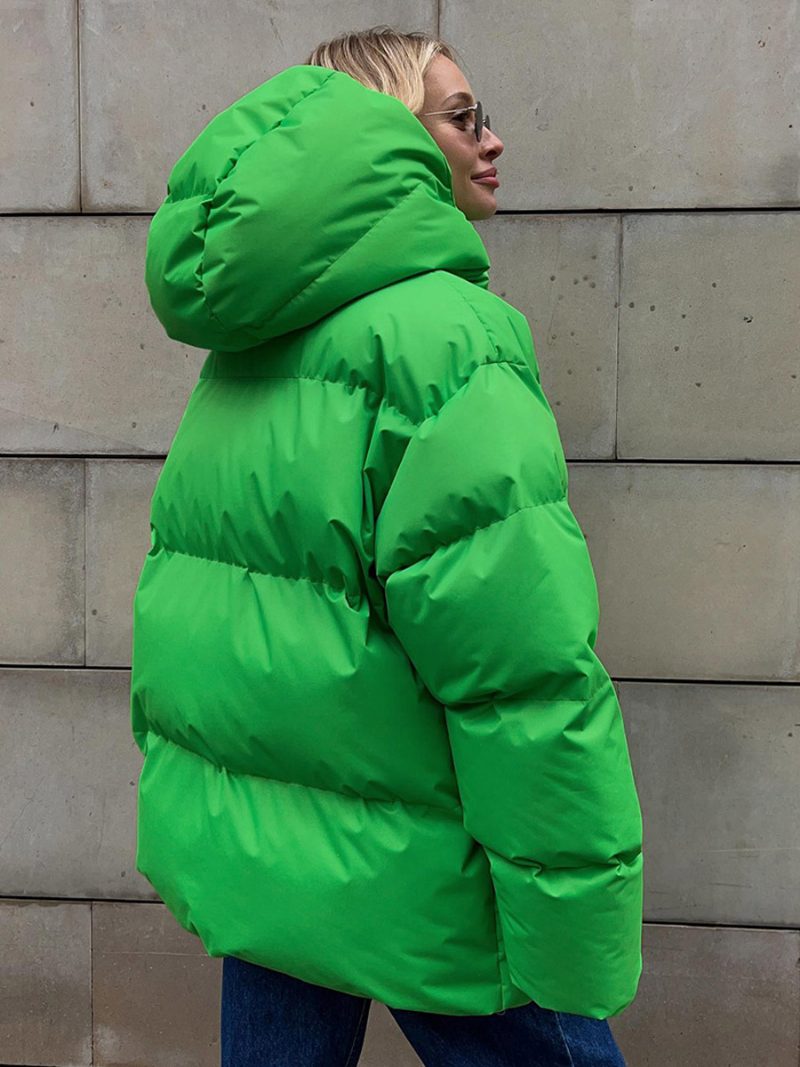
[373,355,643,1020]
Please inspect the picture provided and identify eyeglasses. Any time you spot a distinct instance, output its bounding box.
[420,101,492,142]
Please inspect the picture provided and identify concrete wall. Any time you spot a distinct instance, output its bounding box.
[1,2,798,1064]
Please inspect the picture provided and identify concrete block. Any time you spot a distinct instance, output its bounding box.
[0,0,79,211]
[475,213,619,458]
[619,213,800,459]
[86,459,162,667]
[0,459,84,664]
[93,901,220,1067]
[84,907,800,1067]
[612,923,800,1066]
[0,216,205,453]
[0,898,91,1065]
[621,681,800,925]
[0,667,152,899]
[568,462,800,680]
[80,0,436,211]
[362,1002,424,1066]
[442,4,800,210]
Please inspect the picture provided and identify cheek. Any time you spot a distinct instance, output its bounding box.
[453,145,478,185]
[438,131,479,191]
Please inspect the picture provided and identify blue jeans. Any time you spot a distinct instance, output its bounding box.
[220,955,628,1066]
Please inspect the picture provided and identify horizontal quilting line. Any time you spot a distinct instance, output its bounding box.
[145,726,463,816]
[412,358,533,435]
[505,670,612,705]
[152,539,359,603]
[199,371,417,430]
[391,494,568,576]
[163,189,207,204]
[200,356,531,432]
[483,841,643,872]
[449,675,612,711]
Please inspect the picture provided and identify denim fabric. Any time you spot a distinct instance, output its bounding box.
[220,956,628,1066]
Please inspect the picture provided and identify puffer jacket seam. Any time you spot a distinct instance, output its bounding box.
[481,840,643,871]
[488,869,511,1009]
[199,372,419,430]
[438,271,502,358]
[196,70,338,333]
[200,359,531,433]
[273,180,431,322]
[202,177,431,339]
[387,494,568,576]
[151,538,363,606]
[411,356,532,432]
[143,726,463,816]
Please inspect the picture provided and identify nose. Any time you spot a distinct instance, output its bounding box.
[480,128,504,160]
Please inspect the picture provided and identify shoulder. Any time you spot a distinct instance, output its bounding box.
[322,270,540,425]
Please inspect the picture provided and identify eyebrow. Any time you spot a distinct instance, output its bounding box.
[441,91,475,107]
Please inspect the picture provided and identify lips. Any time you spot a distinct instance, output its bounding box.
[472,166,499,188]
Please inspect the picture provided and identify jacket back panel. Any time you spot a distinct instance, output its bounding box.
[131,271,533,1013]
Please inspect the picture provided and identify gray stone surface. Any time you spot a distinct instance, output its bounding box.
[0,459,84,665]
[0,667,153,900]
[93,901,221,1067]
[0,217,205,455]
[475,213,619,459]
[621,681,800,925]
[361,1003,425,1066]
[2,4,799,1061]
[6,900,795,1066]
[0,0,79,211]
[86,459,163,667]
[442,3,800,211]
[80,0,436,211]
[612,923,800,1066]
[568,462,800,681]
[618,213,800,460]
[0,899,92,1066]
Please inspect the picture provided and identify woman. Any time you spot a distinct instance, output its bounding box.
[131,24,643,1067]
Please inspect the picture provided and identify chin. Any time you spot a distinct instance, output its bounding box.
[464,199,498,222]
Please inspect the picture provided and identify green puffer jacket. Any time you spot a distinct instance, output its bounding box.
[131,62,643,1019]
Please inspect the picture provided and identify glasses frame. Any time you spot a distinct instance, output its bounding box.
[420,101,492,142]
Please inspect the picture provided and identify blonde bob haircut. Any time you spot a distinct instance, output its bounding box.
[302,25,464,116]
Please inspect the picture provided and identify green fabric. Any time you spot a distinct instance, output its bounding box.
[132,62,643,1018]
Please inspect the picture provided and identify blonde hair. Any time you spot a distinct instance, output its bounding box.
[302,25,463,116]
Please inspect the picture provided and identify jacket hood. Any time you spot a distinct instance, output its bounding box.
[145,64,492,352]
